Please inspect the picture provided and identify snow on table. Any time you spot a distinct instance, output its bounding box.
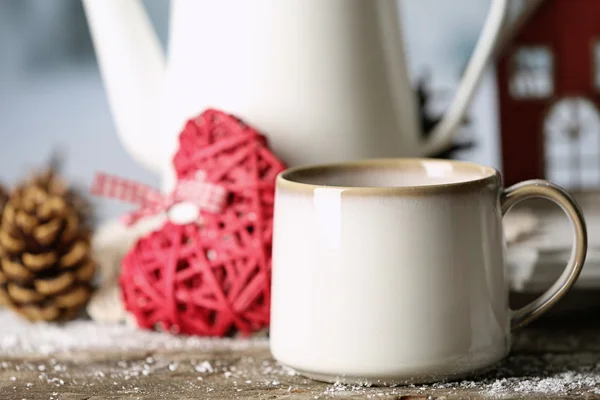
[1,309,600,398]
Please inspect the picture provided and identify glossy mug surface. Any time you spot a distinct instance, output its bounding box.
[270,158,586,385]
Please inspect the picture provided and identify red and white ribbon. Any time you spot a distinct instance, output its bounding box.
[91,172,227,226]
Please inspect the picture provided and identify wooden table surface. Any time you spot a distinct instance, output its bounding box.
[2,306,600,399]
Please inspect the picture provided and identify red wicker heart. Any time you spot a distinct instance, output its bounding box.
[120,109,285,336]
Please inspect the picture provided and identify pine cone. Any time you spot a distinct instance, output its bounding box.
[29,165,95,229]
[0,172,96,322]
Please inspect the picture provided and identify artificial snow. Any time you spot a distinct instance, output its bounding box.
[0,309,267,356]
[1,308,600,396]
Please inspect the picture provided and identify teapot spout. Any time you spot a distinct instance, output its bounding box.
[82,0,165,173]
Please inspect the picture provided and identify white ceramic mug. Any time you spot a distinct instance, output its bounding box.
[270,158,587,385]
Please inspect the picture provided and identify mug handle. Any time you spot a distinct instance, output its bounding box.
[501,180,587,331]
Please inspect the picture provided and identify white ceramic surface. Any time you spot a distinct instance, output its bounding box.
[270,159,586,385]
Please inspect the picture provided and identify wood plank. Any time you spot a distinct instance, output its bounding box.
[2,312,600,399]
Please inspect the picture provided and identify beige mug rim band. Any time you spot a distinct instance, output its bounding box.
[277,158,501,196]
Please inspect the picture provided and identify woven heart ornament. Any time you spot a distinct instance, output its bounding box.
[120,109,285,336]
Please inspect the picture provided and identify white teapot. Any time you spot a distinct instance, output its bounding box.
[82,0,509,191]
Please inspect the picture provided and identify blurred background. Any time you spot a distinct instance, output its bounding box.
[0,0,171,221]
[0,0,500,221]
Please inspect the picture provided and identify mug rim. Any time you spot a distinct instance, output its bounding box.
[277,158,501,196]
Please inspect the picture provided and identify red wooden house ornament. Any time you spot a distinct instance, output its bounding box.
[498,0,600,190]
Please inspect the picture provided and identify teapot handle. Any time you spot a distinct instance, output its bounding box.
[421,0,509,157]
[501,180,587,330]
